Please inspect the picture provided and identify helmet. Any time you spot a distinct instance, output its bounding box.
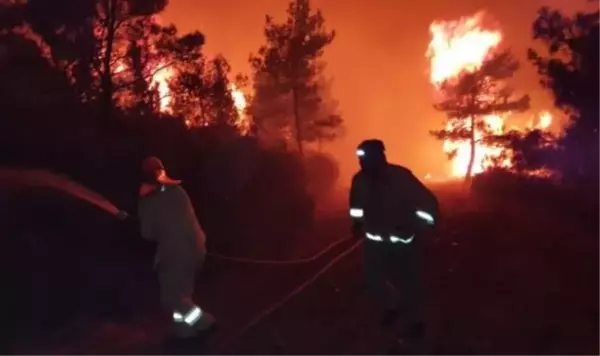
[356,139,387,174]
[141,156,181,185]
[356,139,385,158]
[142,156,164,176]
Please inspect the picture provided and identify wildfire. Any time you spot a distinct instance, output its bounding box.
[150,63,174,113]
[528,110,552,130]
[113,60,173,112]
[426,12,553,178]
[442,115,511,177]
[114,61,250,132]
[229,83,251,134]
[428,12,501,86]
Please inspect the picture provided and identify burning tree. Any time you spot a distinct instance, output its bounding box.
[249,0,343,155]
[427,13,530,181]
[170,54,249,130]
[7,0,249,132]
[489,127,559,176]
[22,0,172,118]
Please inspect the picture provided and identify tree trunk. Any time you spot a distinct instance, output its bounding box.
[292,86,304,156]
[465,115,476,182]
[101,0,117,121]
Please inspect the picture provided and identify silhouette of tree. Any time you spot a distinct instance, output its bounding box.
[486,128,559,176]
[115,19,205,115]
[431,50,530,181]
[23,0,169,119]
[170,55,240,128]
[249,0,342,155]
[528,4,599,182]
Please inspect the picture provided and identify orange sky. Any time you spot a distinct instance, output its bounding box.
[162,0,584,185]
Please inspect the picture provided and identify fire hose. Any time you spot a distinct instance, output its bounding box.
[214,238,363,353]
[121,205,365,349]
[207,235,353,265]
[1,168,363,350]
[115,207,353,266]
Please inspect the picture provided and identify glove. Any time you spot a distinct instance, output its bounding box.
[116,210,130,221]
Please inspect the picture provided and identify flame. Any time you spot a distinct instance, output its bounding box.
[114,59,250,131]
[528,110,553,130]
[428,13,507,177]
[427,13,556,178]
[229,83,251,134]
[428,12,502,87]
[426,13,555,178]
[115,62,126,74]
[230,83,246,118]
[442,115,513,177]
[113,60,173,112]
[538,112,552,129]
[150,63,174,113]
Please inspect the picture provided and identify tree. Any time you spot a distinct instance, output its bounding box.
[116,19,205,115]
[303,76,343,150]
[0,2,79,125]
[23,0,169,119]
[170,55,241,128]
[487,128,559,176]
[431,50,530,181]
[249,0,342,155]
[528,4,599,182]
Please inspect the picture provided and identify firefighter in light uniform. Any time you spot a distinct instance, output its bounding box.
[137,157,216,338]
[349,139,439,337]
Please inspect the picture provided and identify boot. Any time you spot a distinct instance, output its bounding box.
[170,311,217,339]
[193,310,217,332]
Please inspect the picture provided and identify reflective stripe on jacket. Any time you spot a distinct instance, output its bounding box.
[349,164,438,239]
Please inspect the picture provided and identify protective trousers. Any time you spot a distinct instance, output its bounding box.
[363,238,423,325]
[157,254,204,337]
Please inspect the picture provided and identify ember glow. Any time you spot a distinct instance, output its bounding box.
[426,12,553,178]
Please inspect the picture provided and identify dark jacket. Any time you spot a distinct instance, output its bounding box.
[350,164,439,236]
[138,184,206,265]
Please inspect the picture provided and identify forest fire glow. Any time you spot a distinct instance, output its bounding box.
[427,12,552,178]
[115,61,249,131]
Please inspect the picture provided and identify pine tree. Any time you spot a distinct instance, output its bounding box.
[431,50,530,181]
[249,0,342,155]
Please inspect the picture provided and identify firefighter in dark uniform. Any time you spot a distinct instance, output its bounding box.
[349,139,439,340]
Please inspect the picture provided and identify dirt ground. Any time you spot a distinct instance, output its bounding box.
[5,184,599,355]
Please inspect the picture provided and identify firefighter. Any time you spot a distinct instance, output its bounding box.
[137,156,216,339]
[349,139,439,339]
